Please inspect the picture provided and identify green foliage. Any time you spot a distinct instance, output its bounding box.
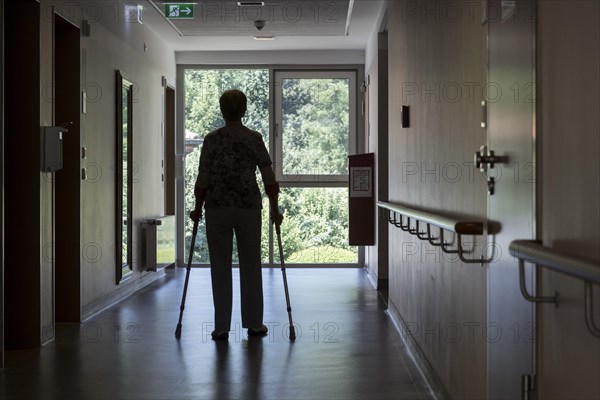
[288,246,357,263]
[281,79,349,175]
[183,69,357,264]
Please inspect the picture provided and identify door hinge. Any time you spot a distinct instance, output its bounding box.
[522,374,535,400]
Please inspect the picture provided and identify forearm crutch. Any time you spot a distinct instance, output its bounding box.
[274,222,296,342]
[175,217,200,339]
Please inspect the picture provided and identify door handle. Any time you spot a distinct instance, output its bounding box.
[474,145,509,172]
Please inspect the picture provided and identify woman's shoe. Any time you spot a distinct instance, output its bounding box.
[211,330,229,341]
[247,325,268,337]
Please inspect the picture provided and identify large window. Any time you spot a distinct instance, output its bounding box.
[182,68,358,265]
[275,71,356,181]
[184,68,270,263]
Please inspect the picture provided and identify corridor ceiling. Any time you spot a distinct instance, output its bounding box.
[142,0,383,51]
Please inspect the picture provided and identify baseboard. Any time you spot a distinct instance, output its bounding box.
[386,300,453,400]
[82,269,166,321]
[41,323,55,345]
[363,266,377,289]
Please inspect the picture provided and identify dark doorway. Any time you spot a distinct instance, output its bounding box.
[4,0,42,349]
[54,13,81,323]
[165,86,175,216]
[377,25,389,299]
[0,0,5,366]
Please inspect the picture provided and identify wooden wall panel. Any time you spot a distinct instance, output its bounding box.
[387,2,487,398]
[537,1,600,398]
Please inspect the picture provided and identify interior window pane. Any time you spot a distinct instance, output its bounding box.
[281,78,350,176]
[184,69,270,263]
[274,187,357,264]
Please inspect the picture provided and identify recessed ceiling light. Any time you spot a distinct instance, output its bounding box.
[238,2,266,6]
[254,36,275,40]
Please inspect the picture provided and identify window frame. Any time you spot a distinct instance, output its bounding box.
[273,70,358,184]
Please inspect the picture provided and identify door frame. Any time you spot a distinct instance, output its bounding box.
[485,0,537,397]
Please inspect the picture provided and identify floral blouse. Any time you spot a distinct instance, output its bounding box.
[196,121,272,209]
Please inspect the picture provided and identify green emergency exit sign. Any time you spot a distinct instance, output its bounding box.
[165,3,194,19]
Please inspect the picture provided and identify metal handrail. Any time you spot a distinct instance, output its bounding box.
[378,201,492,264]
[509,240,600,338]
[378,201,484,235]
[509,240,600,284]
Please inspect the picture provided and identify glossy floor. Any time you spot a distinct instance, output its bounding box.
[1,269,432,400]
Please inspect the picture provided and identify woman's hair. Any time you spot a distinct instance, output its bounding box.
[219,90,247,121]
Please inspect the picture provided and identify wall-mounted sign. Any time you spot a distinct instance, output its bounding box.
[165,3,194,19]
[348,154,375,246]
[350,167,372,198]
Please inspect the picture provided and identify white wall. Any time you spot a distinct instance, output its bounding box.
[39,1,176,315]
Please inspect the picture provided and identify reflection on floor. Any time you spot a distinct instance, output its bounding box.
[1,269,432,400]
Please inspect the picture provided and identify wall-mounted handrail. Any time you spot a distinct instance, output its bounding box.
[378,201,484,235]
[378,201,492,264]
[509,240,600,284]
[509,240,600,338]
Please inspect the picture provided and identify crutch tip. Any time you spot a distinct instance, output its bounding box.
[175,325,182,339]
[289,327,297,342]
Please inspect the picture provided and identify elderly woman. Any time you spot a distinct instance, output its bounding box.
[190,89,283,341]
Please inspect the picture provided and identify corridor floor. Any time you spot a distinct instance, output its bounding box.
[1,269,432,400]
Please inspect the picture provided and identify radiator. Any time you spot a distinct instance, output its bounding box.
[141,216,175,271]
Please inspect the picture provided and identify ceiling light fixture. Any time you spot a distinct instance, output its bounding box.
[254,36,275,40]
[238,2,266,6]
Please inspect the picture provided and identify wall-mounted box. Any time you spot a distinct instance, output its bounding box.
[41,125,69,172]
[141,216,176,271]
[401,105,410,128]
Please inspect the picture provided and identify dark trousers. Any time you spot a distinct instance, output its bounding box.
[205,208,264,332]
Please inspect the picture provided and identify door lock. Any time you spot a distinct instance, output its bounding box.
[487,177,496,195]
[475,145,509,195]
[475,145,509,172]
